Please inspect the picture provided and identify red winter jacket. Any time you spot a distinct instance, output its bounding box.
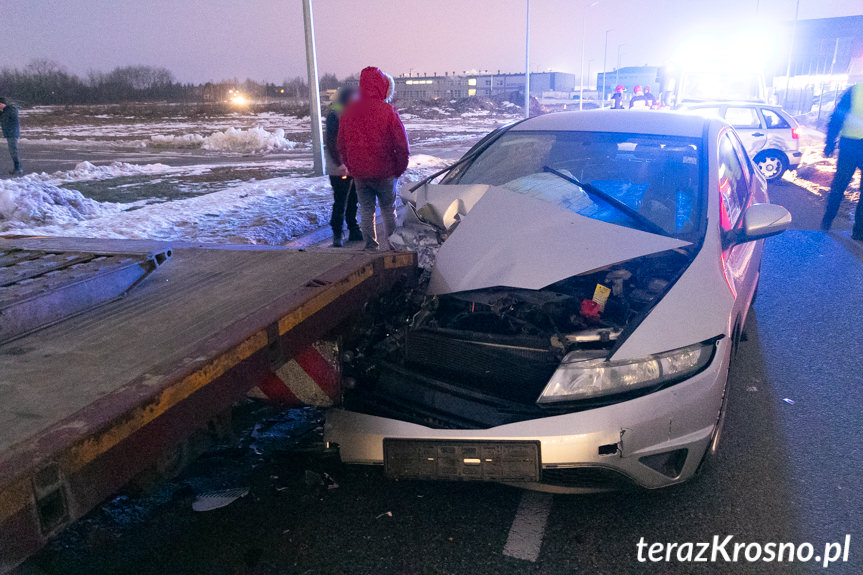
[337,67,410,180]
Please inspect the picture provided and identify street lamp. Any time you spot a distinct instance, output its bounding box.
[616,43,627,88]
[579,0,600,111]
[524,0,531,119]
[302,0,324,176]
[601,29,612,108]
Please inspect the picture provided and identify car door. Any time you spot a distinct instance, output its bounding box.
[717,130,758,307]
[759,107,797,155]
[722,106,767,159]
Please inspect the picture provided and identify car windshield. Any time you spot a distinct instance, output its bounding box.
[443,130,704,238]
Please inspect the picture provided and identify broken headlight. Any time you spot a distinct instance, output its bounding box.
[536,342,714,403]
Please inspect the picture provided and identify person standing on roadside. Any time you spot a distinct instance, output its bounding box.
[337,67,409,250]
[611,85,625,109]
[0,98,22,175]
[324,87,362,247]
[822,82,863,241]
[629,85,648,109]
[643,86,657,109]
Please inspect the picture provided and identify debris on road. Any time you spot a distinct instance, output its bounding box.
[375,511,393,519]
[782,398,795,405]
[192,487,249,512]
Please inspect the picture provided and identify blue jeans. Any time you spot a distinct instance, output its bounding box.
[354,177,397,249]
[6,137,19,170]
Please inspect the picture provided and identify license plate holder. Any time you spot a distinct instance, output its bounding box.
[383,439,541,482]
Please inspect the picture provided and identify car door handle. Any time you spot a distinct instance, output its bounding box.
[752,132,765,137]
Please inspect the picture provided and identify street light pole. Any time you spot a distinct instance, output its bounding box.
[783,0,799,109]
[579,1,599,111]
[601,29,611,108]
[616,43,626,87]
[302,0,324,176]
[524,0,531,118]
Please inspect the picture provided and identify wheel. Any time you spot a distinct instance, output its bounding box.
[753,150,787,183]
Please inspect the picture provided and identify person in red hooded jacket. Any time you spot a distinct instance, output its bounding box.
[337,67,410,250]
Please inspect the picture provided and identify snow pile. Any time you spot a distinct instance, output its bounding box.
[202,127,297,153]
[1,154,451,246]
[19,161,185,186]
[0,179,120,232]
[147,127,298,153]
[149,134,205,148]
[3,176,332,244]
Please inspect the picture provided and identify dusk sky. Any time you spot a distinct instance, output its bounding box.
[2,0,860,83]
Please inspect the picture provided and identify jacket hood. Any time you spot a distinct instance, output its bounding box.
[359,67,395,102]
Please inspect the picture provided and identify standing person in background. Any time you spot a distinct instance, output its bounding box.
[337,67,409,251]
[629,85,648,109]
[611,85,625,109]
[0,98,22,175]
[643,86,657,109]
[822,82,863,241]
[324,87,362,247]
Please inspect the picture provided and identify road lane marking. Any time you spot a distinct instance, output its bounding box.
[503,491,553,562]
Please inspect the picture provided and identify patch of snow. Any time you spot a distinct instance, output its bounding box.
[0,179,121,231]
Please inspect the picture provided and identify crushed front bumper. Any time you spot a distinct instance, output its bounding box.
[325,339,730,492]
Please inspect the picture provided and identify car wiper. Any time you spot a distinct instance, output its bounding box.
[541,166,668,236]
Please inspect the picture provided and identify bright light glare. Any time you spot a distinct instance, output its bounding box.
[673,24,779,72]
[230,94,248,105]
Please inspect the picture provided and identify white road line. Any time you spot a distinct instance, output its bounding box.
[502,491,554,562]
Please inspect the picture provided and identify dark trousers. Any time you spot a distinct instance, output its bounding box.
[329,176,359,236]
[6,137,19,170]
[823,137,863,237]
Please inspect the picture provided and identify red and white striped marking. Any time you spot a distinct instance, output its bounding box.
[251,343,341,407]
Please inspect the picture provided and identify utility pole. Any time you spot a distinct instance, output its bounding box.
[579,1,599,110]
[524,0,531,118]
[303,0,324,176]
[783,0,799,109]
[602,29,611,108]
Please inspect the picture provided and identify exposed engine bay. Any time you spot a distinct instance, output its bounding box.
[340,247,696,429]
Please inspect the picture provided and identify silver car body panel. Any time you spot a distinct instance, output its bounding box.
[427,186,691,295]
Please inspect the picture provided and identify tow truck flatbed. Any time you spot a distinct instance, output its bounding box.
[0,237,416,572]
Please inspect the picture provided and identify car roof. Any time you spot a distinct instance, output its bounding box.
[510,110,713,139]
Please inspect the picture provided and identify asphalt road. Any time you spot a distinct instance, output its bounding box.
[22,179,863,575]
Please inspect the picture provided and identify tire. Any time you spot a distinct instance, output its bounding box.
[753,150,787,183]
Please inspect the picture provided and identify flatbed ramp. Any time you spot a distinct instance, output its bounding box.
[0,237,416,572]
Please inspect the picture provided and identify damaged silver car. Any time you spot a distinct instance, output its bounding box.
[325,110,791,493]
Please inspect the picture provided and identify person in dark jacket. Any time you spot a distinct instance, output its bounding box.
[822,83,863,241]
[611,85,625,109]
[0,98,22,175]
[629,85,648,109]
[643,86,657,108]
[325,87,362,247]
[337,67,409,250]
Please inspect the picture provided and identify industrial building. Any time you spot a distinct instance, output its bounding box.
[356,71,576,102]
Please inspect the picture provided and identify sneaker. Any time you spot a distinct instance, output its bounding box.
[332,237,342,248]
[364,241,379,251]
[347,229,364,242]
[9,169,22,176]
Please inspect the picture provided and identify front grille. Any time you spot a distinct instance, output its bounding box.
[405,329,559,403]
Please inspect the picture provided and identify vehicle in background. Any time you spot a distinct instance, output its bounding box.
[326,111,792,493]
[682,102,802,182]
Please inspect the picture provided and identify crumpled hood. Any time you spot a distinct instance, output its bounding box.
[427,186,691,295]
[359,67,390,101]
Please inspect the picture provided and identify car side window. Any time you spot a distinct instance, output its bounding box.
[718,134,748,231]
[761,108,790,129]
[724,107,761,129]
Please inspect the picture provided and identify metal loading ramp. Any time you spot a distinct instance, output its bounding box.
[0,236,417,573]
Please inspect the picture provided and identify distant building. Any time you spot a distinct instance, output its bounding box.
[772,15,863,114]
[359,71,577,103]
[596,66,661,100]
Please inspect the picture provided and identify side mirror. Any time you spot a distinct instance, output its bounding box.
[724,203,792,248]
